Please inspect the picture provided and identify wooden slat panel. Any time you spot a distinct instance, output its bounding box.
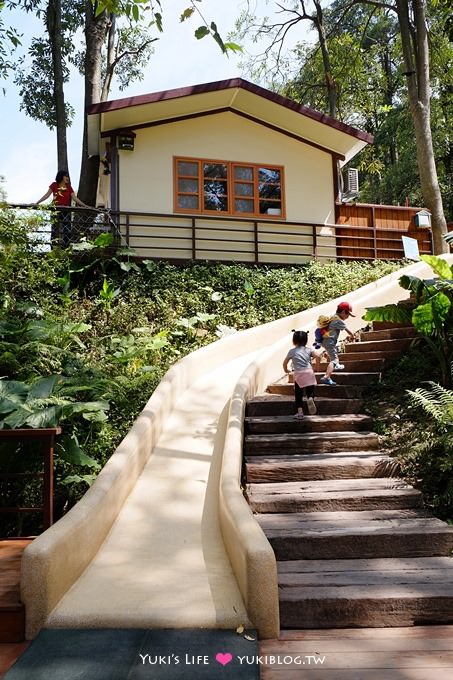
[336,203,433,260]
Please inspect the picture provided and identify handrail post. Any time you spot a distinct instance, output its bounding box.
[125,213,130,247]
[42,431,56,529]
[192,217,196,260]
[254,220,259,264]
[371,206,377,259]
[313,224,318,260]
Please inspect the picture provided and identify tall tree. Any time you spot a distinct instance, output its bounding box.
[395,0,447,252]
[233,0,449,253]
[78,3,111,205]
[78,4,157,205]
[281,6,411,203]
[9,0,239,204]
[13,0,84,170]
[11,0,155,201]
[46,0,67,168]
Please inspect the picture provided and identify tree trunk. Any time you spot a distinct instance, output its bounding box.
[381,48,398,165]
[396,0,448,254]
[313,0,337,118]
[101,14,117,101]
[46,0,68,170]
[77,2,111,206]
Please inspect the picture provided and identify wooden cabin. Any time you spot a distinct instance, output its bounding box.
[87,78,432,263]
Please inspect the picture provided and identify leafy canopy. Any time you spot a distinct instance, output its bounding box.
[93,0,242,54]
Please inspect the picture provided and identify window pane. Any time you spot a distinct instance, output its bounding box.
[178,178,198,193]
[234,166,253,180]
[235,199,254,213]
[259,200,281,215]
[204,179,228,211]
[258,167,282,215]
[204,163,227,179]
[234,182,253,197]
[259,184,281,200]
[259,167,280,183]
[205,194,228,211]
[178,161,198,176]
[178,195,198,210]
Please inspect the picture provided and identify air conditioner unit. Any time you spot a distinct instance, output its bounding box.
[343,168,359,194]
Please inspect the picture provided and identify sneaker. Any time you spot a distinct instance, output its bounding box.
[320,376,337,386]
[333,362,345,370]
[307,397,317,415]
[294,412,304,419]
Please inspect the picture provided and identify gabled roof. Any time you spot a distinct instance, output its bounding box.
[88,78,373,163]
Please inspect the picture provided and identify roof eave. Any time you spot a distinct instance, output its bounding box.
[87,77,373,146]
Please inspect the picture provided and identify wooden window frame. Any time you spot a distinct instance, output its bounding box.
[174,157,285,219]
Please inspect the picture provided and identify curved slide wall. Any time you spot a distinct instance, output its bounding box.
[21,257,452,640]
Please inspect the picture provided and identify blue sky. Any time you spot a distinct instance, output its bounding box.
[1,1,308,203]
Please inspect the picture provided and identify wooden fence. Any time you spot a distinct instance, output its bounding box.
[335,203,433,260]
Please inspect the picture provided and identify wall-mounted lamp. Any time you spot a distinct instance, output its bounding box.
[118,130,136,151]
[414,209,431,228]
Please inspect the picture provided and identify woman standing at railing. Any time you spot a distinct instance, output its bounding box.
[34,170,91,246]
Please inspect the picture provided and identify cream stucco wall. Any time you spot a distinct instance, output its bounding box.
[117,111,335,225]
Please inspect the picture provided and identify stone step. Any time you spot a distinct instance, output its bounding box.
[246,395,364,417]
[360,327,418,342]
[245,451,398,483]
[331,358,386,372]
[247,477,423,513]
[314,371,380,385]
[277,556,453,628]
[257,510,453,559]
[339,350,401,363]
[244,430,380,456]
[267,382,370,398]
[372,321,413,331]
[244,414,373,435]
[343,338,414,353]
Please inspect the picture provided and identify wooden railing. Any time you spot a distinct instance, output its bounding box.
[8,203,434,263]
[0,428,61,536]
[113,207,434,263]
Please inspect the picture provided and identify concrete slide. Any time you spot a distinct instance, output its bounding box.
[20,256,452,640]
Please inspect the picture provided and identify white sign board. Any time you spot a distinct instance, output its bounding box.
[402,236,420,261]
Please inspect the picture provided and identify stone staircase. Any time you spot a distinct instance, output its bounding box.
[244,323,453,629]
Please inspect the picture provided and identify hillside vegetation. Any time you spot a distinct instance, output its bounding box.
[1,203,450,533]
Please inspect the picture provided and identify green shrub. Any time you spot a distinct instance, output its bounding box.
[0,205,405,528]
[364,255,453,386]
[399,372,453,521]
